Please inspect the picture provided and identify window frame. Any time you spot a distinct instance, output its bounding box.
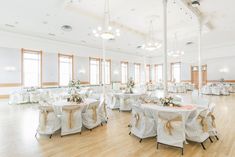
[134,63,141,84]
[170,62,181,82]
[121,61,129,84]
[146,64,151,83]
[155,64,163,83]
[58,53,74,87]
[21,48,42,87]
[101,59,111,85]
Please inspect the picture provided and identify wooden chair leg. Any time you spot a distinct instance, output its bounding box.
[157,142,159,149]
[49,134,52,139]
[139,139,142,143]
[209,137,213,143]
[129,131,131,135]
[215,135,219,140]
[201,142,206,150]
[181,148,184,156]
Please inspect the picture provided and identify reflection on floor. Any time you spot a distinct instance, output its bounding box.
[0,93,235,157]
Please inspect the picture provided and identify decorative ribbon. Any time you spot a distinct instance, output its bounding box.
[63,106,80,129]
[40,107,53,130]
[208,112,216,128]
[134,113,140,128]
[159,115,182,135]
[90,106,97,122]
[197,115,208,132]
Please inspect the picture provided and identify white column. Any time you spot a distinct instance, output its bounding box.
[143,56,146,84]
[163,0,168,96]
[198,20,202,93]
[102,39,106,98]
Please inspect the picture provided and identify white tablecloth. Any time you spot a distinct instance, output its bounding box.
[53,98,97,116]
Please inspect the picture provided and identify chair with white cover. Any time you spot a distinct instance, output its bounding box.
[157,111,185,155]
[36,106,61,138]
[192,90,199,104]
[211,86,221,95]
[61,105,82,136]
[185,109,211,150]
[119,96,132,111]
[206,103,219,140]
[82,101,101,130]
[98,96,108,123]
[221,87,230,96]
[106,93,114,108]
[129,105,157,143]
[109,94,120,109]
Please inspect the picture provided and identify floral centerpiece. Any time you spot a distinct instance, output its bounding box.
[126,77,135,94]
[67,92,83,104]
[68,80,81,89]
[160,97,179,107]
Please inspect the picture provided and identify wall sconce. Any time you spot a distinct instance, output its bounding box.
[79,69,86,74]
[219,68,229,73]
[113,70,119,75]
[4,66,16,72]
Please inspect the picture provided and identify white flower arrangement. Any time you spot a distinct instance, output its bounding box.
[68,80,81,89]
[67,92,83,104]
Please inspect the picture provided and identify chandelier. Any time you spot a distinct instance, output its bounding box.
[92,0,120,40]
[142,20,161,51]
[168,34,184,57]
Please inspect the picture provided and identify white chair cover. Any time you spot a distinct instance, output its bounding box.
[82,101,101,129]
[119,96,132,111]
[61,105,82,136]
[37,106,61,135]
[98,96,108,123]
[130,105,157,140]
[109,94,120,109]
[185,109,209,143]
[206,103,218,137]
[157,111,185,148]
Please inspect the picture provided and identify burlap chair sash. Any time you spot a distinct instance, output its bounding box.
[197,115,208,132]
[208,112,216,128]
[40,107,54,130]
[89,105,98,122]
[159,115,182,135]
[63,106,80,129]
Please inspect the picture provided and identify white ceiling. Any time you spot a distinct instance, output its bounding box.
[0,0,234,58]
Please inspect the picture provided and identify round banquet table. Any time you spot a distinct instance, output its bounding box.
[141,103,206,125]
[53,98,98,116]
[112,92,143,109]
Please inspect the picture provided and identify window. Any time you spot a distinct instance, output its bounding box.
[89,58,111,85]
[59,54,73,86]
[89,58,100,85]
[146,64,150,83]
[155,64,163,82]
[134,63,141,84]
[171,62,181,83]
[121,62,128,84]
[101,59,111,84]
[22,49,42,87]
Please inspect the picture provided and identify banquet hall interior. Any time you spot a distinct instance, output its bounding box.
[0,0,235,156]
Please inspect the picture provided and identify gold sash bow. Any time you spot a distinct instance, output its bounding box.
[90,106,97,122]
[63,106,80,129]
[197,115,208,132]
[134,113,140,128]
[40,108,54,130]
[159,116,182,135]
[208,112,216,128]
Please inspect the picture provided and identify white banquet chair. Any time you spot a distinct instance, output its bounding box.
[157,111,185,155]
[119,96,132,111]
[82,101,101,130]
[98,96,108,123]
[185,109,211,150]
[109,94,120,109]
[61,105,82,136]
[211,86,221,95]
[206,103,219,140]
[36,106,61,138]
[129,105,157,142]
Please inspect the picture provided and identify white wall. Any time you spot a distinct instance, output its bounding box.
[0,31,151,95]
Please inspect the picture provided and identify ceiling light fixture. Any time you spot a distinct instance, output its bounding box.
[92,0,120,40]
[168,33,184,58]
[141,20,161,51]
[192,0,200,7]
[61,25,73,32]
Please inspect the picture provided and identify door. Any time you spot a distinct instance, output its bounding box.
[191,65,207,89]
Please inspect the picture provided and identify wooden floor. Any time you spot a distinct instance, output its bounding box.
[0,93,235,157]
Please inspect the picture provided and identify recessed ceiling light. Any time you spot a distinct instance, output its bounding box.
[192,0,200,7]
[61,25,72,32]
[5,24,15,28]
[48,33,56,36]
[43,21,48,24]
[130,8,135,12]
[81,40,86,43]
